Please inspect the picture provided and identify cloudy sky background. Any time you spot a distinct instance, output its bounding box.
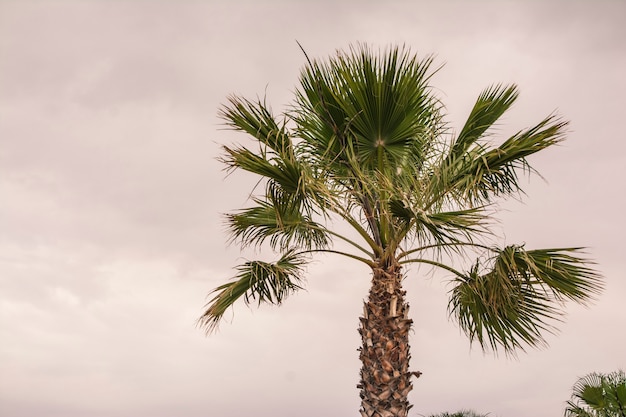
[1,1,625,416]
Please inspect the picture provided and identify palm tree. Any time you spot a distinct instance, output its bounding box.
[199,44,603,417]
[565,370,626,417]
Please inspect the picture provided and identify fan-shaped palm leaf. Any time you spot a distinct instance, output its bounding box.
[565,370,626,417]
[449,246,602,353]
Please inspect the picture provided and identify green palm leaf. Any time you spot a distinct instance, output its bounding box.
[220,95,291,153]
[565,370,626,417]
[294,44,443,174]
[433,115,568,206]
[449,245,603,353]
[450,84,519,159]
[227,198,330,251]
[221,142,326,219]
[198,251,306,333]
[389,199,490,249]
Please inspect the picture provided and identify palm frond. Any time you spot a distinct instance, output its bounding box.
[198,251,307,333]
[219,95,291,153]
[389,199,490,249]
[220,145,302,194]
[221,143,327,218]
[450,84,519,159]
[294,43,443,174]
[448,245,603,353]
[510,247,603,303]
[433,115,568,206]
[227,198,330,251]
[565,370,626,417]
[564,402,595,417]
[415,207,491,246]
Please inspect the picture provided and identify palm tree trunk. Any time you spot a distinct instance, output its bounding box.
[358,263,416,417]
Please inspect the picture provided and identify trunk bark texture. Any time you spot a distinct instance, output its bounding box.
[357,263,416,417]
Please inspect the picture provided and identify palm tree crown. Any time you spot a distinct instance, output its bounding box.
[199,44,603,416]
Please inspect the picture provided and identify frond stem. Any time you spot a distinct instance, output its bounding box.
[302,249,377,268]
[324,228,376,259]
[397,242,494,261]
[328,199,383,258]
[399,257,466,279]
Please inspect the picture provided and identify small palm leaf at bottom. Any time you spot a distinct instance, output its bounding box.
[564,403,595,417]
[198,251,306,333]
[565,370,626,417]
[448,245,603,354]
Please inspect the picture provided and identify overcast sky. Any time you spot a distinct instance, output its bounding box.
[1,1,625,417]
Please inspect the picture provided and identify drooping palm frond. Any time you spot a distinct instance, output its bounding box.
[198,251,307,333]
[448,245,603,353]
[449,258,557,353]
[510,247,604,303]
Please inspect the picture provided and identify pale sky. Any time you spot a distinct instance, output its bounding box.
[1,1,625,417]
